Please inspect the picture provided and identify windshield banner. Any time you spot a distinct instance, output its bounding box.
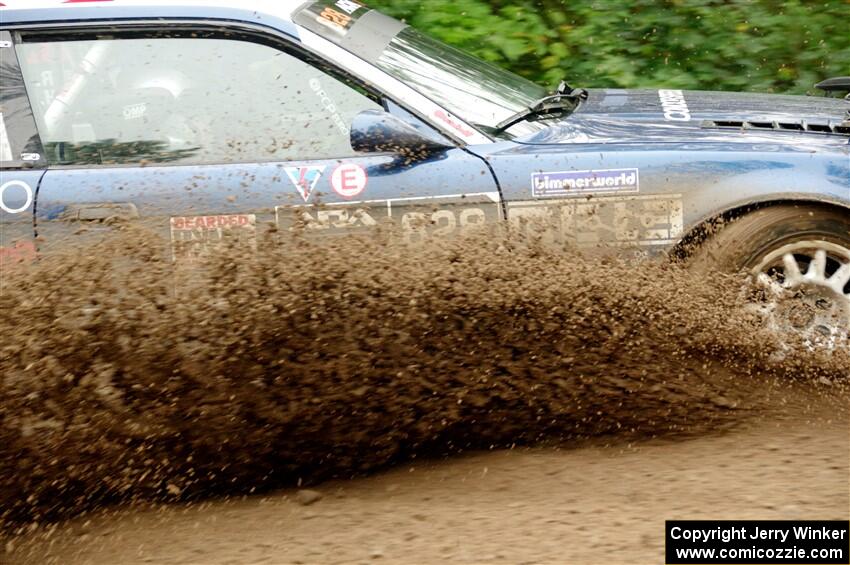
[295,1,408,62]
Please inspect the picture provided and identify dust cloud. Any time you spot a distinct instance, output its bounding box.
[1,224,847,533]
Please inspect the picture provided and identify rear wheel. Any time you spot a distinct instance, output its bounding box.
[689,204,850,349]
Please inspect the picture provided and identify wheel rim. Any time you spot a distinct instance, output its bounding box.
[750,240,850,350]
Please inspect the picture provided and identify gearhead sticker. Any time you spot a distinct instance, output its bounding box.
[332,163,368,198]
[532,168,639,198]
[286,166,327,202]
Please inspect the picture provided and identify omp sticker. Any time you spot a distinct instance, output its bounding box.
[331,163,367,198]
[509,194,684,247]
[0,180,34,214]
[532,168,639,199]
[169,214,257,262]
[659,89,691,122]
[0,113,13,162]
[122,102,147,120]
[285,166,327,202]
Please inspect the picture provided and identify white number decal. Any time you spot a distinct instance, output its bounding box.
[401,207,487,243]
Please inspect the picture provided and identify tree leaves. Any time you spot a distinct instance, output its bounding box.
[370,0,849,93]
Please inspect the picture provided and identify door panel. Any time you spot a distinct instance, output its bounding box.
[0,30,45,271]
[0,169,42,268]
[21,29,500,261]
[35,150,499,260]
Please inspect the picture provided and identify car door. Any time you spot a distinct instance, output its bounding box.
[17,25,500,262]
[483,142,685,260]
[0,30,45,270]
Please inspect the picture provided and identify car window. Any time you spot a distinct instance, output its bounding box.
[17,36,382,166]
[0,32,45,169]
[295,2,549,136]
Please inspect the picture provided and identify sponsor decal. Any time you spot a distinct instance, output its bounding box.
[0,180,34,214]
[331,163,368,199]
[659,89,691,122]
[309,78,349,135]
[532,168,639,199]
[0,113,12,162]
[170,214,257,263]
[285,166,327,202]
[399,207,489,244]
[433,110,475,139]
[509,194,684,247]
[122,102,147,121]
[334,0,363,14]
[283,207,379,232]
[170,215,255,230]
[275,193,502,241]
[0,240,37,266]
[315,0,365,33]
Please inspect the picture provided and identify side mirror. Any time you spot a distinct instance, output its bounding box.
[351,110,454,156]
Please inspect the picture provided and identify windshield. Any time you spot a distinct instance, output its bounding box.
[295,1,549,135]
[375,28,547,132]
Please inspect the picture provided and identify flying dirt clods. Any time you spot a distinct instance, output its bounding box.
[1,225,847,532]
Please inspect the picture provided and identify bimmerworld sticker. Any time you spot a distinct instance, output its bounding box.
[531,168,639,199]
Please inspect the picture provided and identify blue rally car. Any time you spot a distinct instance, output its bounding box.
[0,0,848,345]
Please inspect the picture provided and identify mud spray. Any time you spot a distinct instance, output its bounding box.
[1,225,847,534]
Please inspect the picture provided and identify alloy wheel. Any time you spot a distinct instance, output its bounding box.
[750,241,850,350]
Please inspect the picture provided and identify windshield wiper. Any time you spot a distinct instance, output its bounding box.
[493,81,588,134]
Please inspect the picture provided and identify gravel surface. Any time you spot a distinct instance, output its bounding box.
[8,389,848,565]
[2,228,847,564]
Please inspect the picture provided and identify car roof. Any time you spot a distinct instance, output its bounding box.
[0,0,306,25]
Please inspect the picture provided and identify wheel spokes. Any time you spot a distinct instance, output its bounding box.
[781,252,804,286]
[753,241,850,351]
[828,263,850,295]
[804,249,827,281]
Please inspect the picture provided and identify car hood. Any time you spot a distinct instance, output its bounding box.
[517,88,850,145]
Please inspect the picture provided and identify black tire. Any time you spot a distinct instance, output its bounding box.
[689,204,850,274]
[689,203,850,347]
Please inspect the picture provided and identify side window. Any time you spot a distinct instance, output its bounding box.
[0,31,45,169]
[16,34,381,166]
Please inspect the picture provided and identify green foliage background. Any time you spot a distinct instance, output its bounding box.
[369,0,850,94]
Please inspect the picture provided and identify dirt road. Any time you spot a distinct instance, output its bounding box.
[10,387,849,565]
[3,232,849,564]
